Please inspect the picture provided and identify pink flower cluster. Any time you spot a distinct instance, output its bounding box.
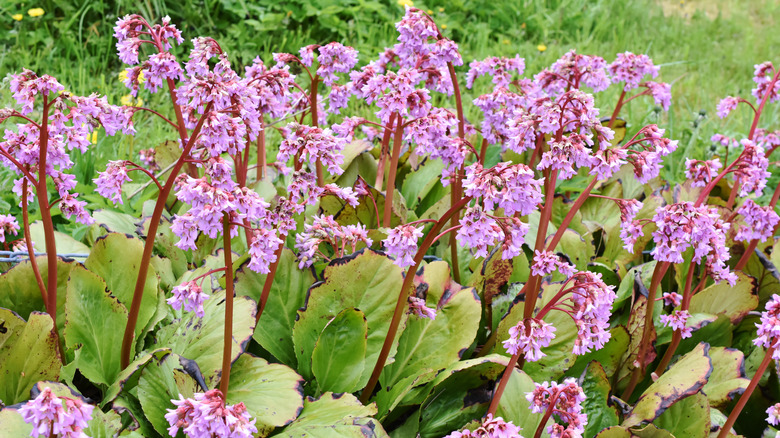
[94,161,132,205]
[0,214,20,243]
[732,139,770,197]
[754,294,780,360]
[503,318,557,362]
[531,251,575,277]
[114,14,183,66]
[18,387,94,438]
[660,309,692,338]
[735,199,780,242]
[526,379,587,438]
[278,123,346,176]
[567,271,616,354]
[294,215,372,268]
[650,202,736,285]
[444,414,523,438]
[608,52,659,91]
[684,158,722,188]
[167,280,210,318]
[467,56,525,90]
[165,389,257,438]
[456,208,527,260]
[408,296,437,320]
[767,403,780,427]
[463,162,544,216]
[383,224,424,268]
[752,61,780,103]
[535,50,610,95]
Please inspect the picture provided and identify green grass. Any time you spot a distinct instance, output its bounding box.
[1,0,779,209]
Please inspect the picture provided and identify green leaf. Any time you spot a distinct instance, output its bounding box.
[227,353,304,434]
[688,272,758,323]
[494,368,546,436]
[552,229,595,271]
[235,248,315,367]
[702,347,750,407]
[580,362,620,437]
[85,233,159,338]
[30,221,91,254]
[92,210,139,235]
[277,392,388,437]
[374,369,438,419]
[623,343,713,427]
[102,348,171,407]
[293,250,404,381]
[0,257,76,322]
[64,265,130,387]
[401,158,445,211]
[0,407,33,436]
[616,295,657,389]
[0,309,61,405]
[155,290,256,387]
[655,392,710,438]
[594,426,632,437]
[381,261,481,388]
[137,353,204,437]
[84,408,125,438]
[630,424,675,437]
[312,308,368,393]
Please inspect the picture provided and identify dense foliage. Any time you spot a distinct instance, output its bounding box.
[1,5,780,438]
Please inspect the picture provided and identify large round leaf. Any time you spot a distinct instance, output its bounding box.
[494,368,546,436]
[154,290,256,387]
[85,233,159,337]
[276,392,387,438]
[292,250,404,381]
[702,347,750,407]
[380,261,480,388]
[64,265,130,387]
[312,308,368,393]
[226,353,304,434]
[688,272,758,323]
[235,248,315,367]
[0,309,61,405]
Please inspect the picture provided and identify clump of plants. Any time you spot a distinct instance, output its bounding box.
[1,6,780,438]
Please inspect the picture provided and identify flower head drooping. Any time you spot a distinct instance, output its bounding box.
[9,69,64,114]
[767,403,780,427]
[685,158,722,188]
[384,224,424,268]
[662,292,682,307]
[752,61,780,103]
[608,52,659,91]
[566,271,617,355]
[503,318,557,362]
[167,280,210,318]
[444,414,524,438]
[0,214,21,243]
[408,296,437,320]
[735,199,780,242]
[531,251,575,278]
[165,389,257,438]
[617,199,645,253]
[294,215,373,268]
[660,309,693,338]
[535,50,610,95]
[316,42,360,86]
[717,96,741,119]
[94,160,132,205]
[754,294,780,360]
[646,81,672,111]
[455,207,505,259]
[18,386,94,438]
[526,379,587,438]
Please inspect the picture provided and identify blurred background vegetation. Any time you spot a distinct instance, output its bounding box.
[0,0,779,228]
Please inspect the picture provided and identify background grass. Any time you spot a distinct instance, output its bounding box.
[1,0,779,222]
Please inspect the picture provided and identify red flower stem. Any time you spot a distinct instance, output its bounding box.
[218,214,235,397]
[120,102,213,369]
[726,180,740,210]
[166,78,199,176]
[654,263,696,375]
[133,107,179,130]
[534,390,563,438]
[382,115,404,227]
[21,178,47,306]
[257,115,266,182]
[360,196,472,404]
[608,89,627,129]
[545,177,598,252]
[486,352,520,416]
[254,243,286,324]
[309,77,324,187]
[621,261,671,401]
[449,171,462,283]
[718,347,776,438]
[478,138,489,165]
[375,113,398,191]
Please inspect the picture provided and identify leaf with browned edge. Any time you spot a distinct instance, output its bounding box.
[702,347,750,407]
[623,343,713,427]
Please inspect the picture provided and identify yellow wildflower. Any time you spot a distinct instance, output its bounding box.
[397,0,414,7]
[138,70,145,84]
[521,22,526,29]
[27,8,44,18]
[120,94,134,106]
[503,39,510,45]
[441,24,447,29]
[438,7,444,12]
[90,131,98,144]
[287,10,292,17]
[537,44,547,52]
[427,9,433,14]
[12,14,23,21]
